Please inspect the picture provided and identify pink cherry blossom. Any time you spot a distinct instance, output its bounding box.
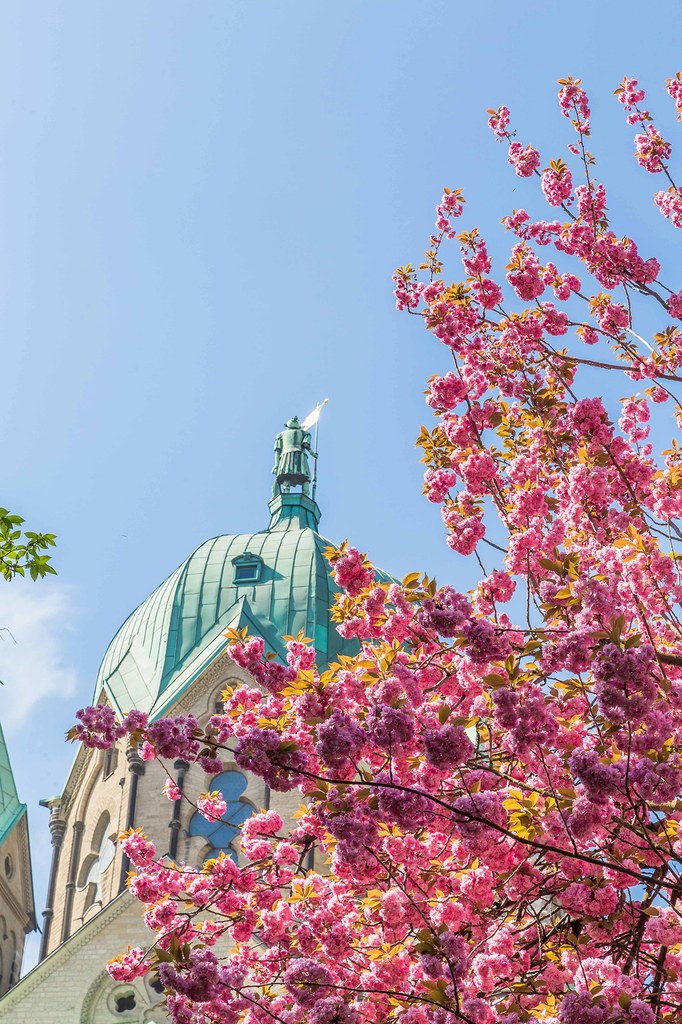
[668,289,682,318]
[163,778,182,802]
[507,140,540,178]
[634,126,672,173]
[197,791,227,822]
[655,186,682,228]
[541,162,573,206]
[617,77,646,110]
[558,78,591,133]
[487,104,510,139]
[667,72,682,117]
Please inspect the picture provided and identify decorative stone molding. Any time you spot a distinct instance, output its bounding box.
[45,800,67,849]
[79,970,108,1023]
[170,650,252,721]
[17,817,34,930]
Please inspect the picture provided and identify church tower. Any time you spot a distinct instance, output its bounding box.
[0,724,35,998]
[0,419,364,1023]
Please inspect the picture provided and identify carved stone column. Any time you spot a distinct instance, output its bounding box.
[38,797,66,960]
[118,746,146,892]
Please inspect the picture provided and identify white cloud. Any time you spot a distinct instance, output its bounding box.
[0,579,77,731]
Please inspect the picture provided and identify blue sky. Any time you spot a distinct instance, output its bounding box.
[0,1,680,971]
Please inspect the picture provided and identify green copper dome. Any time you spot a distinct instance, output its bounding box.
[0,722,25,844]
[95,494,362,720]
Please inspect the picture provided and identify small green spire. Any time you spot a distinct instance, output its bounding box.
[0,722,24,844]
[268,491,321,531]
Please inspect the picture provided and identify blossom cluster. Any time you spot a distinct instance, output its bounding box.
[616,75,681,229]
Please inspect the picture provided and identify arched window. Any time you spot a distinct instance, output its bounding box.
[79,812,116,909]
[83,972,166,1023]
[7,933,17,988]
[188,770,253,863]
[102,747,117,779]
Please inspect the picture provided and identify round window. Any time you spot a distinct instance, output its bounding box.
[106,985,138,1016]
[114,991,136,1013]
[4,856,13,879]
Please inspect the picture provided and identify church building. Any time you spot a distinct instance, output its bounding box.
[0,725,35,1001]
[0,416,360,1023]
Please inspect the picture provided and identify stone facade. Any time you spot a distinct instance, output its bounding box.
[0,652,309,1022]
[0,893,164,1023]
[0,486,352,1020]
[0,812,33,998]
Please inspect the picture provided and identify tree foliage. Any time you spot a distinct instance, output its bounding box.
[75,75,682,1024]
[0,507,56,582]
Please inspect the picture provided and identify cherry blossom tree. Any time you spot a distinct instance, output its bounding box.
[74,74,682,1024]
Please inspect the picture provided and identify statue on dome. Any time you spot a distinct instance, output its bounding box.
[272,417,318,496]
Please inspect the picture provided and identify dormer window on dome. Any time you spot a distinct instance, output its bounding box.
[232,553,263,584]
